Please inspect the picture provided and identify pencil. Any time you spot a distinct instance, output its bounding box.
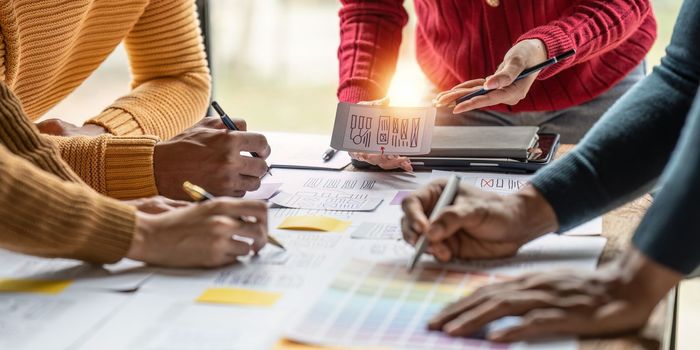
[182,181,286,251]
[408,174,461,272]
[211,101,272,176]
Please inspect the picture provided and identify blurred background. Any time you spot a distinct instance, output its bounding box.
[45,0,683,135]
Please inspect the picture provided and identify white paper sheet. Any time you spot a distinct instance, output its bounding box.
[432,170,604,236]
[351,234,607,276]
[76,293,286,350]
[263,131,352,170]
[0,291,128,350]
[350,222,402,240]
[0,249,153,292]
[271,191,383,211]
[331,102,436,155]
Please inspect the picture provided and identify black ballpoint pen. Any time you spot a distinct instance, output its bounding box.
[211,101,272,176]
[322,148,337,162]
[453,49,576,106]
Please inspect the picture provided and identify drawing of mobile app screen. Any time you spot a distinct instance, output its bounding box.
[330,102,436,155]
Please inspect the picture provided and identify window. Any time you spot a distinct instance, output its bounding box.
[43,0,683,134]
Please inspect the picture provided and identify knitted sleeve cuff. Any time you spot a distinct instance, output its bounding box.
[338,81,386,104]
[86,108,146,136]
[47,135,160,200]
[517,25,576,80]
[103,136,160,199]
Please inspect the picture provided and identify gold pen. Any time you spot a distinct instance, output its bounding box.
[182,181,286,251]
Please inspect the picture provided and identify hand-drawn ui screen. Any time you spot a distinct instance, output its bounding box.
[331,103,436,155]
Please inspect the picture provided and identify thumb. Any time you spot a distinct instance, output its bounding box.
[485,56,526,90]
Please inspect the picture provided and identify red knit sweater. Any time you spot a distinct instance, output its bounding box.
[338,0,656,112]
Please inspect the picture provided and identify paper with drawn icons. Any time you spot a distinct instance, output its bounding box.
[331,102,436,155]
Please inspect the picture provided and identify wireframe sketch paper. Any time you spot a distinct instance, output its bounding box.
[331,102,436,155]
[271,191,383,211]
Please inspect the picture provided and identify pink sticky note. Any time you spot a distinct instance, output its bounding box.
[244,183,282,200]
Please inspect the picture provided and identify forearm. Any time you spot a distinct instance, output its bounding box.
[46,135,160,200]
[86,0,211,139]
[632,92,700,275]
[518,0,653,79]
[337,0,408,102]
[0,145,135,264]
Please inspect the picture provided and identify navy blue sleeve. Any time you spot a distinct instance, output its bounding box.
[530,0,700,232]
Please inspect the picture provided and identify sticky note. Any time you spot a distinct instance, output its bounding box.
[0,278,72,295]
[277,216,351,232]
[196,287,281,306]
[274,339,389,350]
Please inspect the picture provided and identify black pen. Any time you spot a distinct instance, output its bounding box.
[183,181,286,251]
[322,148,337,162]
[211,101,272,176]
[453,49,576,105]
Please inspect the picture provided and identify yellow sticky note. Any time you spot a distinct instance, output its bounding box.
[196,287,281,307]
[277,216,351,232]
[0,278,72,295]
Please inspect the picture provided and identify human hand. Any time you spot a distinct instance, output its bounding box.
[428,248,682,342]
[350,97,413,172]
[122,196,191,214]
[401,179,557,261]
[36,118,107,136]
[433,39,548,113]
[128,198,268,267]
[153,118,271,200]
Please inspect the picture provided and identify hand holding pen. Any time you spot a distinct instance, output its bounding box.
[183,181,286,251]
[434,40,575,113]
[212,101,272,176]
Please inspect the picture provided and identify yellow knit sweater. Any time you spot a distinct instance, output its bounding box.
[0,80,134,263]
[0,0,211,199]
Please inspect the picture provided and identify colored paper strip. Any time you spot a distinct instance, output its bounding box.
[0,278,72,295]
[277,216,351,232]
[196,287,282,307]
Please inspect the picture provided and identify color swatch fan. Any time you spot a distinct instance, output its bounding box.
[285,259,574,349]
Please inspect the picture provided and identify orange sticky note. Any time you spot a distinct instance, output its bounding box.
[277,216,351,232]
[0,278,72,295]
[196,287,282,307]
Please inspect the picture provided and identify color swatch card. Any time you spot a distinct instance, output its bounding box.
[350,223,402,240]
[331,102,436,155]
[286,259,574,350]
[271,191,383,211]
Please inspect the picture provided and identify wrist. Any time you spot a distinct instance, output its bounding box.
[127,211,154,261]
[508,185,559,242]
[602,247,683,307]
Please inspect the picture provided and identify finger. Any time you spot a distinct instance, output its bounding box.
[227,239,253,257]
[231,118,247,131]
[449,78,487,91]
[485,55,527,90]
[200,198,268,224]
[234,132,271,159]
[401,217,418,245]
[401,183,445,243]
[364,154,409,170]
[489,308,571,342]
[429,285,508,330]
[434,87,485,107]
[443,294,549,337]
[426,205,482,243]
[230,221,268,252]
[237,156,269,179]
[198,117,226,130]
[427,241,452,262]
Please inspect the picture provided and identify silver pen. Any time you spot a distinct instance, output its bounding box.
[408,174,461,272]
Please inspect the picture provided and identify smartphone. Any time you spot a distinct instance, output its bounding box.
[351,133,560,174]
